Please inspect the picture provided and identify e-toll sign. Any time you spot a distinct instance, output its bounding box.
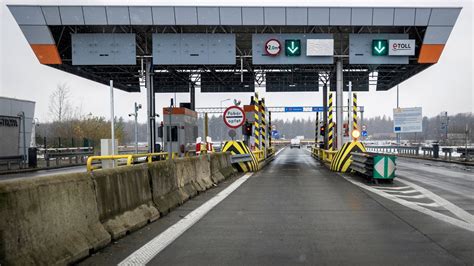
[223,106,246,129]
[389,40,415,56]
[372,39,415,56]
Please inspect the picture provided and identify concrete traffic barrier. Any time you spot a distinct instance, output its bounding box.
[193,155,213,191]
[210,153,236,183]
[174,157,199,202]
[148,160,181,215]
[0,173,110,265]
[91,164,159,240]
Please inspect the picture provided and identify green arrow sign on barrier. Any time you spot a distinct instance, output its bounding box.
[285,39,301,56]
[372,39,388,56]
[373,155,396,179]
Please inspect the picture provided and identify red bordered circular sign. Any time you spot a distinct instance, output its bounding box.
[223,106,246,129]
[265,39,281,56]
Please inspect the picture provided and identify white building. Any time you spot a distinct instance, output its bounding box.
[0,97,36,159]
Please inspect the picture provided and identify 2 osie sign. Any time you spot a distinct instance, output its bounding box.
[223,106,246,129]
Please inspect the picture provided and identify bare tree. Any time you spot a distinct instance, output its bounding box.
[49,83,71,122]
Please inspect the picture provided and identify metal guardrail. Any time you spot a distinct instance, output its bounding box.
[86,152,170,172]
[44,150,94,167]
[365,145,419,155]
[230,154,252,163]
[0,155,25,170]
[311,146,337,164]
[350,152,374,176]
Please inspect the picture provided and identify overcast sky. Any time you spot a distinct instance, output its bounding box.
[0,0,473,124]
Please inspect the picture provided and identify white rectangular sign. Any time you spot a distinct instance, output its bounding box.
[306,39,334,56]
[389,39,415,56]
[393,107,422,133]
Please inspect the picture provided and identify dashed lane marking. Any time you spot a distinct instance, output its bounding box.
[118,172,254,265]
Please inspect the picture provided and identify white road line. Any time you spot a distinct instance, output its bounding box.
[342,175,474,232]
[393,194,426,199]
[118,172,254,266]
[379,189,419,194]
[275,147,286,156]
[412,202,440,208]
[372,186,410,190]
[397,178,474,224]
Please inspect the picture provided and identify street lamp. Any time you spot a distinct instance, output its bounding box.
[220,98,231,110]
[17,112,26,163]
[128,102,142,154]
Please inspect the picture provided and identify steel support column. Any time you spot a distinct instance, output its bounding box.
[190,82,196,110]
[336,59,343,149]
[145,59,156,153]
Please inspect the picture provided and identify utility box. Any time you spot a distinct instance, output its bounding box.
[162,107,198,157]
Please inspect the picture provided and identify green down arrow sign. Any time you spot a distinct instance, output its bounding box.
[285,39,301,56]
[372,39,388,56]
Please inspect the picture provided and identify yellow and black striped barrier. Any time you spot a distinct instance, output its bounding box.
[353,93,358,131]
[222,140,259,172]
[328,93,334,151]
[253,93,260,149]
[330,141,366,172]
[260,98,266,155]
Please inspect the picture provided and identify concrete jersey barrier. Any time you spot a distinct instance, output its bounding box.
[210,153,236,183]
[0,173,110,265]
[0,152,236,265]
[91,164,159,240]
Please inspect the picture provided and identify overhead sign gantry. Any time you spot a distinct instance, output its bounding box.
[8,5,461,150]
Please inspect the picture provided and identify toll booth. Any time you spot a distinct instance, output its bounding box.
[161,107,198,157]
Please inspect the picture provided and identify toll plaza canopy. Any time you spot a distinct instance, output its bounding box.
[9,5,461,93]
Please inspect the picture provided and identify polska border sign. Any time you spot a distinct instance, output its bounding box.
[223,106,246,129]
[393,107,422,133]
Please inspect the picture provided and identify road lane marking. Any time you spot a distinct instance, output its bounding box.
[394,194,426,199]
[379,189,418,194]
[118,172,254,265]
[410,202,440,207]
[372,186,410,190]
[397,178,474,224]
[343,175,474,232]
[275,147,286,156]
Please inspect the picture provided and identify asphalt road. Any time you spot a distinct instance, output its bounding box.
[79,148,474,265]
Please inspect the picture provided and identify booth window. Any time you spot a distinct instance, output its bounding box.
[167,126,178,142]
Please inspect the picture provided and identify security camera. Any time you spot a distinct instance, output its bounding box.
[138,104,142,109]
[128,114,133,117]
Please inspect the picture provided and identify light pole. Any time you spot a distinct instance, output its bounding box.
[220,99,231,141]
[31,118,39,148]
[17,112,27,163]
[220,98,231,110]
[129,102,142,154]
[396,84,400,145]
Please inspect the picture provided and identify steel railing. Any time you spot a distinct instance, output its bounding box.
[311,146,337,164]
[86,152,170,172]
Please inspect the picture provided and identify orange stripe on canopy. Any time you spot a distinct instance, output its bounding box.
[418,44,445,64]
[30,44,62,65]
